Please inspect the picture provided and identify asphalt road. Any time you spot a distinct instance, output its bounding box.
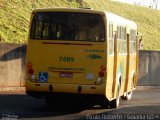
[0,89,160,120]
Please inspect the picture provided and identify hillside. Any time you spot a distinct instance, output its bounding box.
[0,0,160,50]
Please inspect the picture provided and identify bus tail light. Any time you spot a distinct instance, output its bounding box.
[99,71,104,77]
[100,65,106,71]
[28,68,34,74]
[27,62,34,74]
[27,62,32,69]
[96,65,106,85]
[98,65,106,77]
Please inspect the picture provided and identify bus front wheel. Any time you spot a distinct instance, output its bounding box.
[121,75,134,100]
[121,91,132,100]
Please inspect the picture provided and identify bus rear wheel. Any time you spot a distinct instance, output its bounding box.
[108,79,121,108]
[109,95,120,108]
[121,91,132,100]
[100,95,120,109]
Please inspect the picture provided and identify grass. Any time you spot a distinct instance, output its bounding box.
[0,0,79,43]
[0,0,160,50]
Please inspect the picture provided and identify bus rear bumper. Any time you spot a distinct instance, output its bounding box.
[26,80,106,96]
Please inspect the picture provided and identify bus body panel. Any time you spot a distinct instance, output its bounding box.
[127,54,137,91]
[26,80,106,94]
[106,56,114,100]
[26,40,107,94]
[116,55,127,96]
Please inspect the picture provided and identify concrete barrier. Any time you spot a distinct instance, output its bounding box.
[138,50,160,86]
[0,43,160,91]
[0,43,26,88]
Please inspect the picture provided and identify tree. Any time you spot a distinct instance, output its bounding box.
[153,0,159,9]
[133,0,159,9]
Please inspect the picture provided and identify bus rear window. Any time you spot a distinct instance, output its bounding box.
[30,12,105,42]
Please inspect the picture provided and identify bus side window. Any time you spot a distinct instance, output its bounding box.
[130,29,136,53]
[109,23,114,55]
[117,26,121,54]
[88,22,104,41]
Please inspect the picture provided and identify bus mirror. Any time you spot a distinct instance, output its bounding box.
[138,35,143,50]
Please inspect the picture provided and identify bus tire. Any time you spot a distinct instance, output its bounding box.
[109,97,119,108]
[99,97,110,109]
[109,79,121,108]
[121,91,132,100]
[132,74,136,89]
[121,75,134,100]
[126,91,132,100]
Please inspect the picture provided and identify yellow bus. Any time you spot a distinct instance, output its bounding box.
[26,8,139,108]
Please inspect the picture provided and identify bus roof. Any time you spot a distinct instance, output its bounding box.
[32,7,106,15]
[106,12,137,29]
[32,7,137,29]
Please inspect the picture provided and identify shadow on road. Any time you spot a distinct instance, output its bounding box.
[0,94,93,119]
[78,104,160,120]
[0,91,160,119]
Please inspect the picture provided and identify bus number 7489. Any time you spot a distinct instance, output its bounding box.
[59,56,75,62]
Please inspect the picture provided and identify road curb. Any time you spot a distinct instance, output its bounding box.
[0,87,26,93]
[136,86,160,90]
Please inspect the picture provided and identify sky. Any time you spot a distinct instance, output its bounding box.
[113,0,160,9]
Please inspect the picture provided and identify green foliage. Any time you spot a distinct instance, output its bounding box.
[0,0,79,43]
[0,0,160,50]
